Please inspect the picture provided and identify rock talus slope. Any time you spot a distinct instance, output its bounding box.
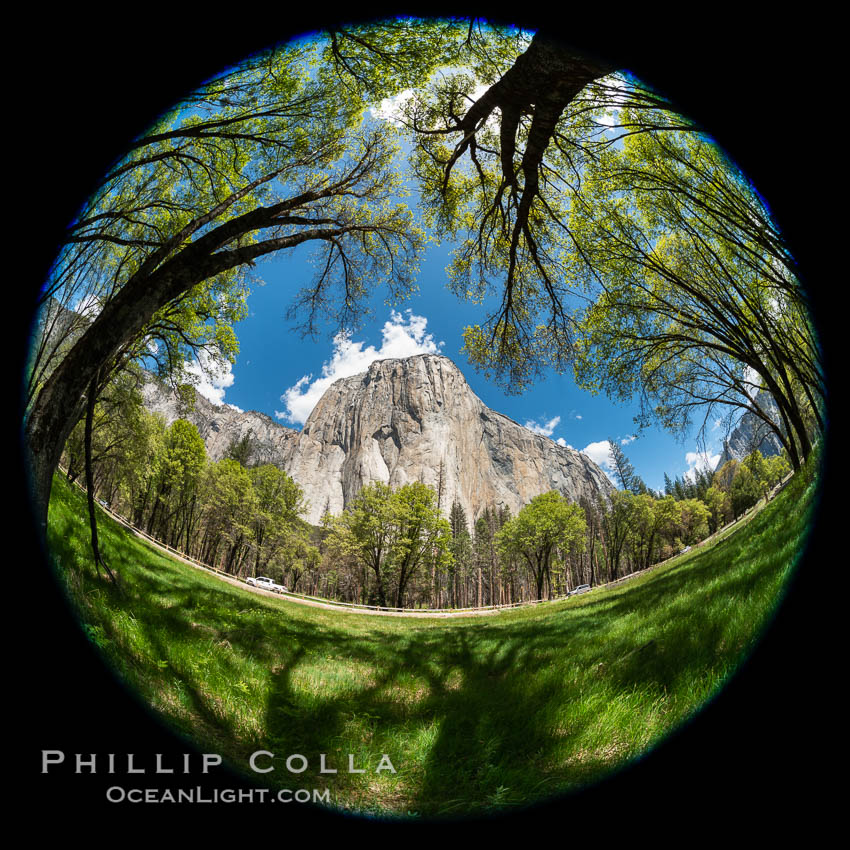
[141,379,300,466]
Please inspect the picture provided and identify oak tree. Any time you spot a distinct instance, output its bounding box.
[25,38,425,532]
[496,491,586,599]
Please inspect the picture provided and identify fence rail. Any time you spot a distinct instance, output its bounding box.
[60,467,792,617]
[63,477,579,616]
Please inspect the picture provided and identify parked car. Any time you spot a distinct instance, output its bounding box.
[246,576,286,594]
[571,584,591,596]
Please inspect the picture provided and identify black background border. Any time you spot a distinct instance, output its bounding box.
[12,4,837,834]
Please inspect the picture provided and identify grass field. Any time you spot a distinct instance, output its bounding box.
[45,459,818,818]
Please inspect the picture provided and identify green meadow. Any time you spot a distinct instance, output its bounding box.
[46,458,818,818]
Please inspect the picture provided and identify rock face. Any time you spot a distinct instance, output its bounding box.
[284,355,614,524]
[141,379,300,467]
[143,354,614,526]
[715,389,784,469]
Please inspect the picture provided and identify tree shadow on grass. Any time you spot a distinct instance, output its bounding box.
[261,621,602,818]
[48,473,808,818]
[70,539,791,816]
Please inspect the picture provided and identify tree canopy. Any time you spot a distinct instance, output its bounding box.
[25,33,430,528]
[359,20,821,467]
[568,119,822,469]
[496,491,586,599]
[26,16,824,535]
[326,481,452,608]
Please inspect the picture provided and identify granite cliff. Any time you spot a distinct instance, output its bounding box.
[143,354,614,525]
[715,389,784,469]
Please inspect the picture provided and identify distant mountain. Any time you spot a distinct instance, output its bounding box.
[715,389,784,468]
[143,354,614,525]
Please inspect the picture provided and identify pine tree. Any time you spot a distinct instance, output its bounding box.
[226,433,255,467]
[608,439,645,494]
[448,500,471,608]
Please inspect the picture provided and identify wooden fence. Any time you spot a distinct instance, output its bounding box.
[61,468,792,617]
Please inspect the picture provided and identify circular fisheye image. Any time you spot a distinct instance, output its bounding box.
[23,17,824,820]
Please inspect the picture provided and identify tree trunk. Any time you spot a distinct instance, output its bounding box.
[24,187,346,531]
[83,370,116,584]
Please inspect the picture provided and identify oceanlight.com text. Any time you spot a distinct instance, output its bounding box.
[105,786,331,804]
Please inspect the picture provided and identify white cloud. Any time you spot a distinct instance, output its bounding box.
[620,434,636,445]
[556,437,574,449]
[277,310,442,426]
[525,415,561,437]
[370,88,415,125]
[580,439,620,486]
[184,350,236,408]
[684,449,721,483]
[595,74,629,127]
[73,293,104,320]
[581,440,612,468]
